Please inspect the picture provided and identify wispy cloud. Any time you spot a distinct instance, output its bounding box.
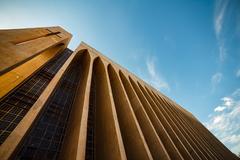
[211,72,223,92]
[214,0,229,37]
[236,69,240,78]
[211,72,223,84]
[214,106,226,112]
[205,88,240,154]
[232,88,240,97]
[214,0,230,62]
[221,97,234,107]
[146,56,170,91]
[218,43,227,62]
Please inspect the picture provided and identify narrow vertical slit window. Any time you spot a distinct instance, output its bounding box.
[13,52,82,160]
[85,73,96,160]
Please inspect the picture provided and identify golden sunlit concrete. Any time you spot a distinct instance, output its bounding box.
[0,27,72,98]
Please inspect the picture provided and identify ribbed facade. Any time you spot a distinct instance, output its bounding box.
[0,27,239,160]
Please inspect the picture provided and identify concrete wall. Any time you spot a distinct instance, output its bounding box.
[58,42,239,160]
[0,28,238,160]
[62,42,238,160]
[0,26,72,98]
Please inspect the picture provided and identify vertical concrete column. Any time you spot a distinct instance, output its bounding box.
[142,84,207,160]
[136,82,194,160]
[193,122,239,159]
[119,71,170,160]
[107,65,152,160]
[93,58,126,160]
[154,91,238,159]
[150,89,223,160]
[59,51,93,160]
[180,109,239,159]
[144,86,215,160]
[128,77,184,160]
[157,92,228,159]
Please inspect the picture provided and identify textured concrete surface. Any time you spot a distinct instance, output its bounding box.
[0,27,72,98]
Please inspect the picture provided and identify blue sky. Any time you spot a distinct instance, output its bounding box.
[1,0,240,155]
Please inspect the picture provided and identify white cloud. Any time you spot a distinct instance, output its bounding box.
[231,143,240,155]
[230,103,240,118]
[214,106,226,112]
[221,97,234,107]
[211,72,223,92]
[204,89,240,154]
[236,69,240,78]
[214,0,229,37]
[146,56,170,91]
[211,72,222,85]
[214,0,230,62]
[222,134,240,144]
[213,115,224,124]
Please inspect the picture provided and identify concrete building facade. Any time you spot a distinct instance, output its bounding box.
[0,27,239,160]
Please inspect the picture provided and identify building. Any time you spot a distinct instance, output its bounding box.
[0,27,238,160]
